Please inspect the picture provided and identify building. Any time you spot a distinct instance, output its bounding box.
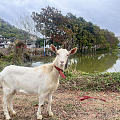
[0,35,13,48]
[0,35,5,40]
[117,36,120,41]
[29,34,37,41]
[0,40,12,48]
[26,41,36,49]
[117,36,120,48]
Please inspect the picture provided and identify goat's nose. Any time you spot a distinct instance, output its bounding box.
[60,61,64,64]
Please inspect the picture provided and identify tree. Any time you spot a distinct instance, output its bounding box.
[32,6,72,48]
[0,18,30,40]
[35,38,44,48]
[31,7,119,52]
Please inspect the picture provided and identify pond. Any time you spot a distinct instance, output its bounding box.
[27,51,120,73]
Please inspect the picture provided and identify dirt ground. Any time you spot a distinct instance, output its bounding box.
[0,88,120,120]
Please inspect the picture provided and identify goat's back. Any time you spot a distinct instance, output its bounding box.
[1,65,56,94]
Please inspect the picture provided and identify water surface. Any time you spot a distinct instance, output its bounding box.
[28,52,120,73]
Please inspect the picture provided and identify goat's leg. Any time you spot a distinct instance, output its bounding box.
[37,96,45,120]
[8,91,16,115]
[3,88,11,120]
[47,93,53,116]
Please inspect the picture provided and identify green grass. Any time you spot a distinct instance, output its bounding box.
[0,53,24,71]
[61,67,120,92]
[0,55,120,92]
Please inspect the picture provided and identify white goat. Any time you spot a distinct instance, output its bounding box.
[0,45,77,120]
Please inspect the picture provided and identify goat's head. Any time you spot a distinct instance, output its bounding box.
[51,45,77,70]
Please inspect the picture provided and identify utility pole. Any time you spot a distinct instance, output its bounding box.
[44,36,45,56]
[42,23,46,56]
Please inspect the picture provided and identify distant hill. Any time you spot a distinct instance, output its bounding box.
[0,18,29,40]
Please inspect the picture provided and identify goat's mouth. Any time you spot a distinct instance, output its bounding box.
[60,63,64,66]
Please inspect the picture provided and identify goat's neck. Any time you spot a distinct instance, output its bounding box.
[49,63,60,82]
[52,59,64,77]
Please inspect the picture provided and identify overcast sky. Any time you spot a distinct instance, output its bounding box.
[0,0,120,36]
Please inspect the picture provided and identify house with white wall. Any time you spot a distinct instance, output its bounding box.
[0,35,13,48]
[26,41,36,48]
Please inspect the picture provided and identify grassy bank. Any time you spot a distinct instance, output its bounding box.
[0,54,120,92]
[60,68,120,92]
[0,54,13,71]
[0,51,30,71]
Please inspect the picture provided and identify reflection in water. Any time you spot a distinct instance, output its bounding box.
[106,58,120,72]
[29,52,119,73]
[69,53,118,73]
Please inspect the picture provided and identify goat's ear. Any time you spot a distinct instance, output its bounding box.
[50,44,57,53]
[69,47,77,55]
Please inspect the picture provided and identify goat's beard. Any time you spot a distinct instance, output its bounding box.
[57,63,65,70]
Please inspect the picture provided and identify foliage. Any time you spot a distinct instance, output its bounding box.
[60,67,120,92]
[0,53,13,71]
[12,41,32,64]
[35,38,44,47]
[66,13,119,52]
[0,41,31,70]
[32,6,119,52]
[32,6,73,48]
[0,18,29,40]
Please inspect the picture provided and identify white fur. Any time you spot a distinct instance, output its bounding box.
[0,45,77,120]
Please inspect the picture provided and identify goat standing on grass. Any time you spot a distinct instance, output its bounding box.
[0,45,77,120]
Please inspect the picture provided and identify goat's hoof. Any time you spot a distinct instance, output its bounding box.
[37,115,42,119]
[9,110,16,116]
[12,111,16,116]
[49,112,54,116]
